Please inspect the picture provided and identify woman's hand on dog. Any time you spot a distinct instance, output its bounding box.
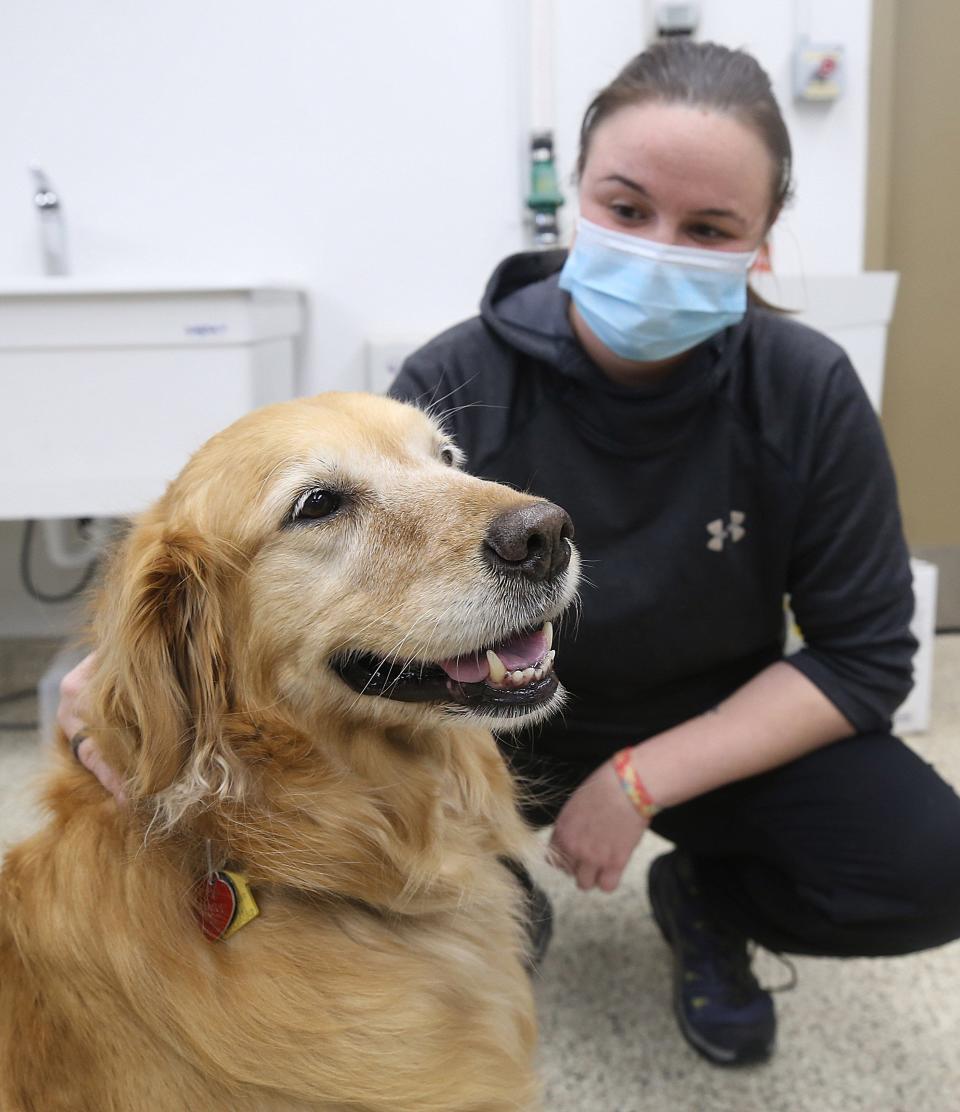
[548,760,648,893]
[59,651,126,805]
[58,651,96,741]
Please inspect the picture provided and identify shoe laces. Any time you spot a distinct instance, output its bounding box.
[679,922,799,1006]
[760,947,798,994]
[685,919,764,1006]
[673,855,798,1000]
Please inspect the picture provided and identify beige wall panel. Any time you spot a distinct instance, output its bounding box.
[881,1,960,550]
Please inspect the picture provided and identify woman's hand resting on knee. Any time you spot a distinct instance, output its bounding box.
[548,760,649,894]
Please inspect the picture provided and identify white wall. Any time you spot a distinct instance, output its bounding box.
[0,0,875,636]
[1,0,529,391]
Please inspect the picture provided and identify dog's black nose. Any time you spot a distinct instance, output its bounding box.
[483,502,574,582]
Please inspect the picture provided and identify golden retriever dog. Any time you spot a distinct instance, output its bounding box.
[0,392,579,1112]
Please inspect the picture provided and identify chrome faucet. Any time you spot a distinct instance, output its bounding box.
[29,165,69,276]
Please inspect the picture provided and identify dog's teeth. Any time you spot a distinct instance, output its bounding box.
[547,649,556,664]
[486,647,555,690]
[486,650,507,684]
[544,621,553,653]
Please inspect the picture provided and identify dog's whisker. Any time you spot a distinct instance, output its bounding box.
[322,597,421,661]
[418,369,482,417]
[343,610,443,713]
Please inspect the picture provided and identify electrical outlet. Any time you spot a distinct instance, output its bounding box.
[794,40,845,102]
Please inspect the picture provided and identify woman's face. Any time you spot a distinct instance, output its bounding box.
[578,101,775,253]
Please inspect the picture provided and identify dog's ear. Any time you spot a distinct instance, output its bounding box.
[100,521,237,800]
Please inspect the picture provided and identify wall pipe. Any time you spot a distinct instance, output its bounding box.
[525,0,564,247]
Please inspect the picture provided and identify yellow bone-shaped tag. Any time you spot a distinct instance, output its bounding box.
[219,869,259,940]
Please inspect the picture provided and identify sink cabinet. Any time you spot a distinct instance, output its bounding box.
[0,280,305,519]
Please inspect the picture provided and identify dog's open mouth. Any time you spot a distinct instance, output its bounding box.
[332,622,559,715]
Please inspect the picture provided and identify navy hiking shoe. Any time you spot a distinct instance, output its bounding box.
[648,851,776,1066]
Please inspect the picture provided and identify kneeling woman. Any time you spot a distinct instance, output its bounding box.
[391,39,960,1067]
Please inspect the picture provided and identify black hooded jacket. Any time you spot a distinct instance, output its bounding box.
[390,250,916,762]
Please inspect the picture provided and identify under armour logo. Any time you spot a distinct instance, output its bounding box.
[706,511,746,552]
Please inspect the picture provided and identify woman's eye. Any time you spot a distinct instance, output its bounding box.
[689,224,728,241]
[292,489,342,522]
[611,202,644,222]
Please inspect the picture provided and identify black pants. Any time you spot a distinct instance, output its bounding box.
[501,732,960,958]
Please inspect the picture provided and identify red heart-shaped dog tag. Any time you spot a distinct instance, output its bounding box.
[195,872,238,941]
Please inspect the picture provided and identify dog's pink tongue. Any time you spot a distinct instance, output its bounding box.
[438,629,548,683]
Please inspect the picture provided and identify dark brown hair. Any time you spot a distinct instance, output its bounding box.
[576,40,793,227]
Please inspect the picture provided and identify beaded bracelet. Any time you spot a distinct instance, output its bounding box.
[612,748,662,820]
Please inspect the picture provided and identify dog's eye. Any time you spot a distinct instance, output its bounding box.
[292,489,342,522]
[439,446,457,467]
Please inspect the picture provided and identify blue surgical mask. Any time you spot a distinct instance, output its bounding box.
[559,217,757,362]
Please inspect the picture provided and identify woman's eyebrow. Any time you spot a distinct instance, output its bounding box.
[692,207,748,227]
[602,173,650,194]
[601,175,748,227]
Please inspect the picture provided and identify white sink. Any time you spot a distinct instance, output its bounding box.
[0,279,305,519]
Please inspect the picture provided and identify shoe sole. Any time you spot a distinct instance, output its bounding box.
[648,856,775,1068]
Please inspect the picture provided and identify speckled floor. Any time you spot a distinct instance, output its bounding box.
[2,636,959,1112]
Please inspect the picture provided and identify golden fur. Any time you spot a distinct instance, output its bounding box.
[0,393,579,1112]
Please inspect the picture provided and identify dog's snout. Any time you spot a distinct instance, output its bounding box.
[483,502,574,582]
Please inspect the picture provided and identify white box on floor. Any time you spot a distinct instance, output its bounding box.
[894,558,939,735]
[785,557,937,734]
